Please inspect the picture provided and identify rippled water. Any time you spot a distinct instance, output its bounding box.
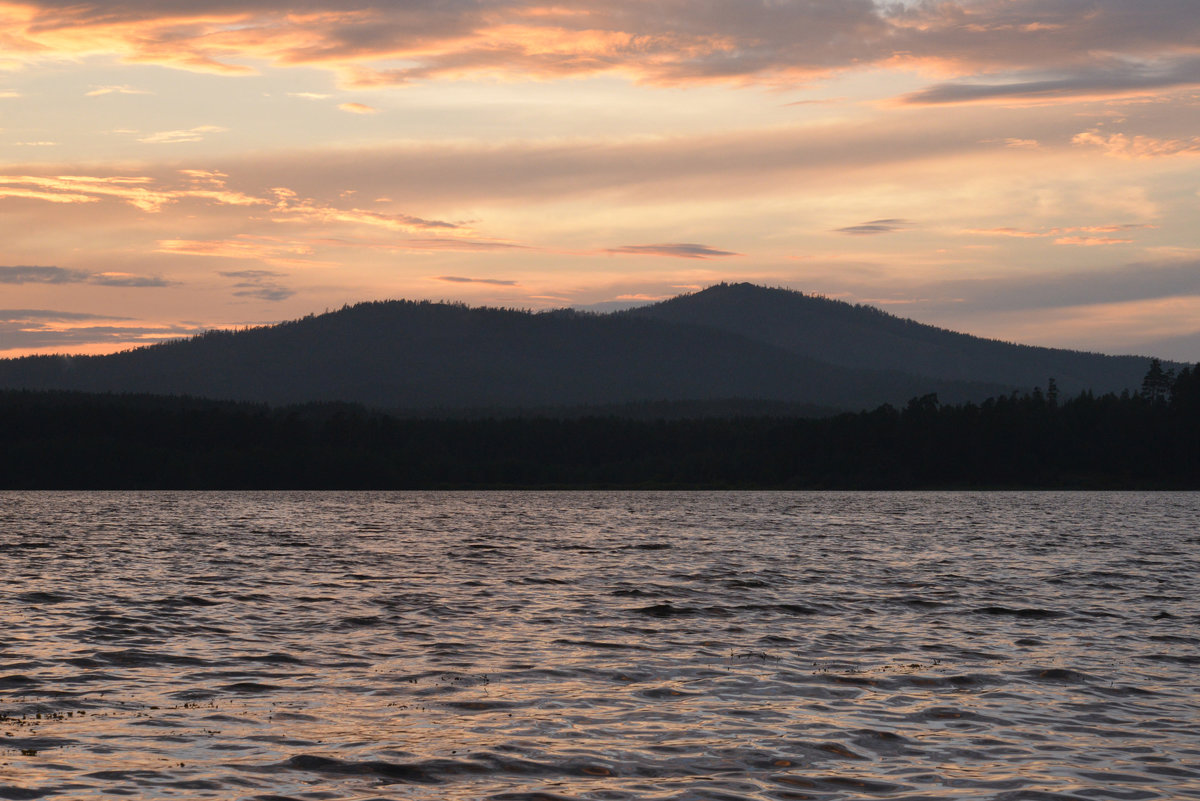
[2,491,1199,800]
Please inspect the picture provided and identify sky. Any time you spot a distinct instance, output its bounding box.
[2,0,1199,360]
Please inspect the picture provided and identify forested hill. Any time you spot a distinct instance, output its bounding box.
[628,283,1157,395]
[0,284,1166,412]
[0,299,1007,411]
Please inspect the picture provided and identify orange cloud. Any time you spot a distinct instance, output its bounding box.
[0,174,170,211]
[338,101,376,114]
[1072,130,1200,158]
[0,172,269,211]
[1054,236,1134,246]
[269,192,463,234]
[311,236,529,253]
[156,236,321,268]
[966,223,1153,241]
[137,125,227,144]
[85,84,151,96]
[0,171,463,238]
[964,227,1043,238]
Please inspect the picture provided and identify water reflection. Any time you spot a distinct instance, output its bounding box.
[0,491,1198,799]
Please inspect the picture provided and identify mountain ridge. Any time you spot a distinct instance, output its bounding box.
[0,284,1169,413]
[628,283,1160,395]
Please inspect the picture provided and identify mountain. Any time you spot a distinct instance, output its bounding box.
[0,285,1164,412]
[628,283,1161,396]
[0,297,1009,412]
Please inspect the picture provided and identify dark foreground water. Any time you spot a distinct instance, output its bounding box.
[1,492,1198,801]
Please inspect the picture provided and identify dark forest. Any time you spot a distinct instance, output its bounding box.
[3,360,1196,490]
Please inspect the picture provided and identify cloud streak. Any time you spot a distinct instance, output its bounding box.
[898,259,1200,316]
[603,243,740,259]
[434,276,518,286]
[157,237,319,268]
[0,173,262,212]
[137,125,228,144]
[86,83,151,96]
[0,309,197,352]
[835,218,912,236]
[0,172,461,235]
[965,223,1154,245]
[0,309,132,321]
[900,57,1200,105]
[219,269,295,301]
[0,265,171,286]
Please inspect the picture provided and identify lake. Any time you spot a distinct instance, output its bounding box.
[1,491,1198,800]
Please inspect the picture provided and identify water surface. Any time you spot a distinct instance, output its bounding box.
[1,491,1198,799]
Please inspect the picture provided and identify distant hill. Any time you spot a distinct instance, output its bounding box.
[628,283,1161,396]
[0,285,1166,412]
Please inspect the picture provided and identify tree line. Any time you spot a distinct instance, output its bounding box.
[2,360,1197,489]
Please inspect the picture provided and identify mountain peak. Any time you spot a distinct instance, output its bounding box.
[630,282,1155,395]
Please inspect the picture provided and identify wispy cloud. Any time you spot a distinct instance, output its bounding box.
[0,309,133,322]
[0,173,262,212]
[338,102,377,114]
[1072,130,1200,158]
[157,237,319,267]
[0,309,196,352]
[835,218,913,236]
[964,227,1045,239]
[899,57,1200,106]
[398,238,526,252]
[219,269,295,301]
[965,223,1153,242]
[308,236,529,254]
[0,173,456,236]
[1,266,92,284]
[1054,236,1134,246]
[0,265,172,287]
[981,138,1040,149]
[911,259,1200,315]
[268,189,463,234]
[138,125,228,144]
[86,84,152,96]
[434,275,518,286]
[603,243,740,259]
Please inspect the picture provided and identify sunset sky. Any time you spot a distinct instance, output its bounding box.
[2,0,1199,359]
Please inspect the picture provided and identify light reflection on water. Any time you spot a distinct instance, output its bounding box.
[1,491,1198,800]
